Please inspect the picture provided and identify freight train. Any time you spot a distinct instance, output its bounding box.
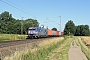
[27,26,61,39]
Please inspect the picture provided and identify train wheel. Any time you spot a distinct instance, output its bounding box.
[36,36,39,39]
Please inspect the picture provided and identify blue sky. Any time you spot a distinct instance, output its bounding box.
[0,0,90,31]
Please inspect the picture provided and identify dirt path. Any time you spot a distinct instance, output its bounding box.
[68,40,88,60]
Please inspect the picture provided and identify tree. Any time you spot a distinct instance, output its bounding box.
[23,19,39,34]
[75,26,80,36]
[52,27,57,31]
[64,20,76,35]
[0,11,12,21]
[75,25,90,36]
[84,25,90,36]
[0,11,39,34]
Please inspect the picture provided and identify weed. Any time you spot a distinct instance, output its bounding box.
[72,41,74,46]
[4,37,74,60]
[78,37,90,60]
[20,38,65,60]
[0,34,27,41]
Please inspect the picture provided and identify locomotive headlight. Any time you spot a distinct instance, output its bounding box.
[28,31,30,34]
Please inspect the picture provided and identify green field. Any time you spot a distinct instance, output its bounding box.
[0,34,27,41]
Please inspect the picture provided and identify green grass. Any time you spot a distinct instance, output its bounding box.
[3,36,73,60]
[21,39,65,60]
[0,34,27,41]
[75,37,80,46]
[56,38,73,60]
[72,41,74,46]
[20,36,73,60]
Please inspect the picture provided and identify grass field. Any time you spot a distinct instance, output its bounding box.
[4,36,74,60]
[3,36,90,60]
[76,36,90,60]
[0,34,27,41]
[80,36,90,46]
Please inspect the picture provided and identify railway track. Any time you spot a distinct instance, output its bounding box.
[0,37,61,60]
[0,37,57,48]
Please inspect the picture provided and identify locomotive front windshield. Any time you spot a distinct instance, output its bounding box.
[28,29,35,30]
[28,27,36,30]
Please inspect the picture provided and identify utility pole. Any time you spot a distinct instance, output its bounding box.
[59,16,61,35]
[21,17,24,35]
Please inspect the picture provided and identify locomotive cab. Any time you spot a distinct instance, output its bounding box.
[27,26,48,39]
[27,27,40,38]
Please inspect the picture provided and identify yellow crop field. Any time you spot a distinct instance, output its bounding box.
[80,36,90,45]
[78,36,90,60]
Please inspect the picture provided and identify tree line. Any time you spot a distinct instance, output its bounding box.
[0,11,39,34]
[64,20,90,36]
[1,11,89,36]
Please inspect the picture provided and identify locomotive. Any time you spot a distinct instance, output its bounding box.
[27,25,60,39]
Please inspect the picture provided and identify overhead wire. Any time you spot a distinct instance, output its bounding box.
[0,0,60,27]
[5,0,37,18]
[0,0,36,18]
[0,0,46,24]
[46,17,60,25]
